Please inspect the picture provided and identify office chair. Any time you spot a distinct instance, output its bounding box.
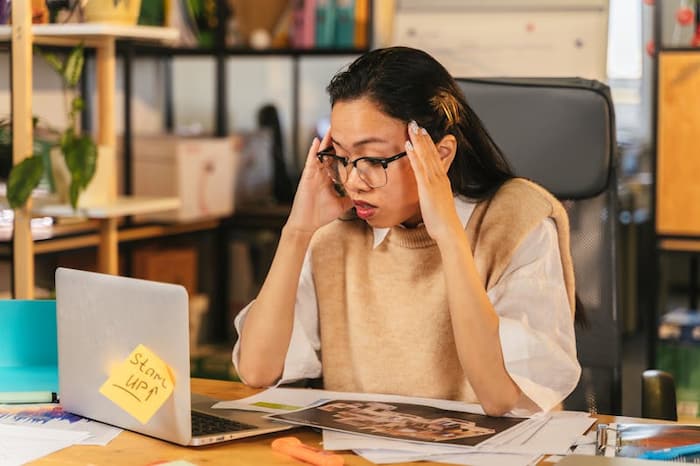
[457,78,620,414]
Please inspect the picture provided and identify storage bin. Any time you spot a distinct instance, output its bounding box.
[130,135,239,222]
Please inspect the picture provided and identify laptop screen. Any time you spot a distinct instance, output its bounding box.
[55,268,193,445]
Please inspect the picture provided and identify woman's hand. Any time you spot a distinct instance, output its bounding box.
[285,131,353,236]
[405,121,463,243]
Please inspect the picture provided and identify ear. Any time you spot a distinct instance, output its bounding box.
[436,134,457,173]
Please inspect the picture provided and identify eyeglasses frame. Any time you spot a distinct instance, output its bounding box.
[316,148,408,188]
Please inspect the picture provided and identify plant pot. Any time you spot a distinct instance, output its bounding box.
[83,0,142,25]
[51,145,116,208]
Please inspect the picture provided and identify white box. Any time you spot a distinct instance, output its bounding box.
[131,135,239,222]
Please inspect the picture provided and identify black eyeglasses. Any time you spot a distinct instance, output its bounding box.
[316,148,408,189]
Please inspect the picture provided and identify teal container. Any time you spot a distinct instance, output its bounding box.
[0,300,58,393]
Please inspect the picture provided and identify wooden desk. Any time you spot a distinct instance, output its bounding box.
[30,378,615,466]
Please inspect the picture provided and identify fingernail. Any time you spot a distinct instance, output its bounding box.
[420,128,428,135]
[405,140,414,151]
[409,120,419,134]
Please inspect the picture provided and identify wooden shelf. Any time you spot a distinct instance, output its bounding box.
[123,43,369,57]
[658,238,700,253]
[31,196,180,219]
[5,7,182,296]
[0,23,178,43]
[0,217,221,256]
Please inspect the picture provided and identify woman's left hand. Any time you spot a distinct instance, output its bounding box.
[405,120,463,243]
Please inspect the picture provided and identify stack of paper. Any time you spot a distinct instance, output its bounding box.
[214,388,596,465]
[0,424,90,466]
[0,403,122,446]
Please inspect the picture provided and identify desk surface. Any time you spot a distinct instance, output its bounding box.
[30,378,617,466]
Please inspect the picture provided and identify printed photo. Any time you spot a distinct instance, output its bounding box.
[270,399,526,447]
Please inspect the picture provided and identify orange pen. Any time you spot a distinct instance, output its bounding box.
[271,437,344,466]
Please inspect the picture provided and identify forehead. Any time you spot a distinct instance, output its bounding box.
[330,97,405,148]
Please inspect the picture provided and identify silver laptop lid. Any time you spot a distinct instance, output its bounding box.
[56,267,192,445]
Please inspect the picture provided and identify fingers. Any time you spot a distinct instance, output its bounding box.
[406,120,441,177]
[303,137,321,169]
[303,129,332,168]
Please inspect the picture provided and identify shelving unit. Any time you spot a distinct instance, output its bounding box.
[114,42,369,342]
[2,4,371,341]
[648,2,700,363]
[647,1,700,420]
[3,5,180,298]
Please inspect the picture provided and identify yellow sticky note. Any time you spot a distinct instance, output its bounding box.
[99,344,175,424]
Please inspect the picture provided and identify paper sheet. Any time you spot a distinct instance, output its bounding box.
[99,343,175,424]
[215,387,593,462]
[0,403,122,446]
[354,447,541,466]
[322,410,594,461]
[0,423,90,466]
[213,387,486,415]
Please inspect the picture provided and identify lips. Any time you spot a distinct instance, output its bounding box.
[353,200,377,220]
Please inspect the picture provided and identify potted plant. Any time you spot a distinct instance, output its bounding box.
[7,43,97,210]
[83,0,143,25]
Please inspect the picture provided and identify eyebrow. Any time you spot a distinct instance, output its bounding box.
[330,137,393,151]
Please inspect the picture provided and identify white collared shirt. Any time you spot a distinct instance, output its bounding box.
[233,196,580,414]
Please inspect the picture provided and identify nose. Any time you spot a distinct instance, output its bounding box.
[343,163,370,192]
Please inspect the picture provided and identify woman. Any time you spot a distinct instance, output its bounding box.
[233,47,580,416]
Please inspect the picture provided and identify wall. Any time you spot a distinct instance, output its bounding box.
[0,51,355,178]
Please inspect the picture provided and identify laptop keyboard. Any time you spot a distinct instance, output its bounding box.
[191,411,257,436]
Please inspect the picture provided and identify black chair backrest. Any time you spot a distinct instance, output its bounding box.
[457,78,620,414]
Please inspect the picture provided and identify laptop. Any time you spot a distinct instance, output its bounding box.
[55,267,292,446]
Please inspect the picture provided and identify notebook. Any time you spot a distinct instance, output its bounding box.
[55,267,292,446]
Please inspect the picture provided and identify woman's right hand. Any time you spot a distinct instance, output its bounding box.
[285,131,352,236]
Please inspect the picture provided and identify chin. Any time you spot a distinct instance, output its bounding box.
[364,217,397,229]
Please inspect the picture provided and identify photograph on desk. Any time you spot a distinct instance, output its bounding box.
[598,423,700,461]
[268,399,526,447]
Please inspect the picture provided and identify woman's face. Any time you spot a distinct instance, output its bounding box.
[329,97,421,228]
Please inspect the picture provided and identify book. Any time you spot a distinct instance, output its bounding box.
[291,0,316,49]
[597,423,700,460]
[334,0,355,48]
[315,0,336,48]
[268,399,527,447]
[353,0,369,48]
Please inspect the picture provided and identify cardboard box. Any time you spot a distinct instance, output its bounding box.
[131,135,239,222]
[132,245,198,296]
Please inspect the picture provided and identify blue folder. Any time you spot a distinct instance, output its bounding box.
[0,300,58,393]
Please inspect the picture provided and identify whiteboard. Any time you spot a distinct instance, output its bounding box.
[392,2,609,80]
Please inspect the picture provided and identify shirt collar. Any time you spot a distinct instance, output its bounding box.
[371,196,476,248]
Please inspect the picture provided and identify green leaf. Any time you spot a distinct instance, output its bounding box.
[62,134,97,201]
[72,97,85,113]
[69,180,80,209]
[63,43,84,88]
[37,48,65,76]
[7,156,44,209]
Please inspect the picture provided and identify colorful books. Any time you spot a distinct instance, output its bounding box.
[291,0,367,49]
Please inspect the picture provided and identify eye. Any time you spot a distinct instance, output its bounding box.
[361,158,386,167]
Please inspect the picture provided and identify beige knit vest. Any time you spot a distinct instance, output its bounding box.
[309,178,575,401]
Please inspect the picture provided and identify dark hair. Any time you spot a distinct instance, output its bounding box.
[326,46,514,200]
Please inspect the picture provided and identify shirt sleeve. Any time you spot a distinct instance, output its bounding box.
[487,218,581,414]
[231,250,323,386]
